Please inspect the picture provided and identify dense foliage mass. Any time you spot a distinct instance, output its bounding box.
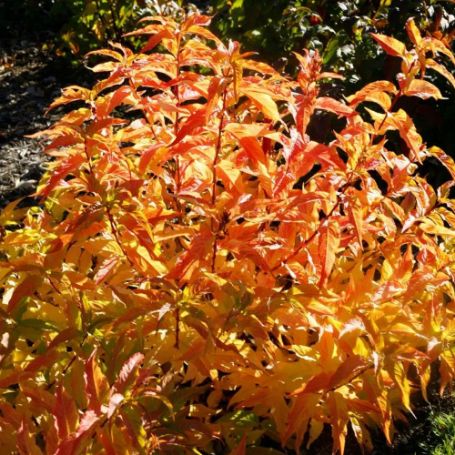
[210,0,454,79]
[0,12,455,455]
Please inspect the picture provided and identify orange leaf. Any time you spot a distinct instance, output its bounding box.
[328,392,349,455]
[427,146,455,179]
[315,97,354,116]
[17,418,42,455]
[293,372,331,395]
[186,25,222,46]
[347,80,397,108]
[349,206,363,246]
[406,18,422,47]
[232,60,242,103]
[371,33,406,57]
[47,86,91,112]
[55,410,101,455]
[426,58,455,88]
[241,86,281,122]
[318,219,340,286]
[404,79,443,100]
[97,85,132,118]
[54,386,79,440]
[174,109,207,143]
[94,256,119,285]
[38,154,86,198]
[113,352,144,394]
[141,29,174,53]
[24,350,59,373]
[327,356,370,390]
[84,350,109,414]
[239,136,266,164]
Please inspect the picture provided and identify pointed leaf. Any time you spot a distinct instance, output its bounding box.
[241,87,281,122]
[318,219,340,285]
[404,79,443,100]
[371,33,406,57]
[113,352,144,394]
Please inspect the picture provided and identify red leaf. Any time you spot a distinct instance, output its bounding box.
[54,386,78,440]
[99,426,117,455]
[55,410,101,455]
[174,109,206,143]
[84,350,109,414]
[229,434,247,455]
[17,418,42,455]
[21,385,56,413]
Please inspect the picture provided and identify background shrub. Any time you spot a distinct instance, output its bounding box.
[0,11,454,454]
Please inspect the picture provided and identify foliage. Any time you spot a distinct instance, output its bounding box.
[1,12,455,455]
[210,0,454,84]
[59,0,145,55]
[419,405,455,455]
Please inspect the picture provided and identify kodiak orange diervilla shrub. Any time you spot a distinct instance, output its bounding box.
[0,12,454,455]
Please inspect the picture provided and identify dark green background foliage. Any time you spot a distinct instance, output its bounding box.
[0,0,454,169]
[210,0,453,83]
[2,1,452,74]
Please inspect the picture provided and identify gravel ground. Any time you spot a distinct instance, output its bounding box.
[0,40,89,207]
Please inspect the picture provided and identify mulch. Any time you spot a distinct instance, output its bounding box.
[0,41,54,206]
[0,39,93,207]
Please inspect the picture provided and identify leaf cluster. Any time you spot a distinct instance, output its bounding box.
[0,12,455,455]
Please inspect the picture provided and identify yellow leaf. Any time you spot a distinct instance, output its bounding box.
[241,86,281,122]
[405,18,422,46]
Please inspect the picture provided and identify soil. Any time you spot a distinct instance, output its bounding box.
[0,41,53,206]
[0,39,93,208]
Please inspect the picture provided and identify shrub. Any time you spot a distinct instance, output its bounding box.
[0,12,454,455]
[417,398,455,455]
[210,0,454,81]
[59,0,144,55]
